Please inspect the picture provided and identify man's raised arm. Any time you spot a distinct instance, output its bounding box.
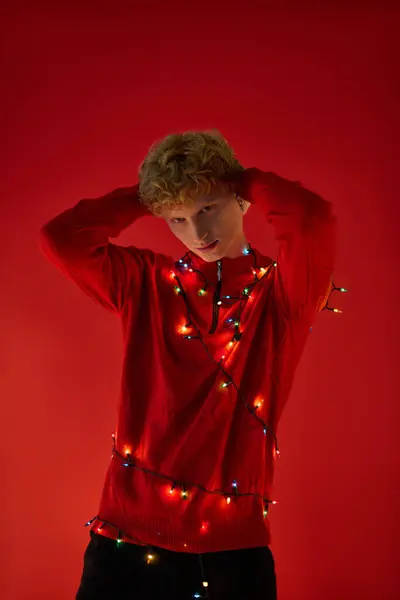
[235,168,337,320]
[39,185,150,314]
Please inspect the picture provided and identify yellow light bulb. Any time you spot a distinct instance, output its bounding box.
[226,497,231,504]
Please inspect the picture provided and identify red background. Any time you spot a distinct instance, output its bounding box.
[1,3,398,599]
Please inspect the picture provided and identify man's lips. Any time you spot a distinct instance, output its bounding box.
[196,240,219,252]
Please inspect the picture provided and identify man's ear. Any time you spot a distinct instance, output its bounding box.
[236,195,251,215]
[242,199,251,215]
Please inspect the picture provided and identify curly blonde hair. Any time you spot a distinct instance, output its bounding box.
[138,129,244,215]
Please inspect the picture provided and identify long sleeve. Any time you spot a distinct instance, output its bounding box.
[243,168,337,320]
[39,185,150,314]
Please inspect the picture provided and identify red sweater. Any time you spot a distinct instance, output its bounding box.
[39,169,336,553]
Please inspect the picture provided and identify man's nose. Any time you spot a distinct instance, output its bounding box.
[190,223,209,244]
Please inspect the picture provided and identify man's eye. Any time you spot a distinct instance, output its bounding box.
[201,204,215,214]
[172,217,185,224]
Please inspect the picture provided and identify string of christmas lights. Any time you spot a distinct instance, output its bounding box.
[84,243,347,596]
[112,441,278,513]
[309,281,347,332]
[172,244,277,438]
[323,282,348,313]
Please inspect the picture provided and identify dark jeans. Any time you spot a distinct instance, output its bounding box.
[76,530,277,600]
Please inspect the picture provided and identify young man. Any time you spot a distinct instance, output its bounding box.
[40,130,336,600]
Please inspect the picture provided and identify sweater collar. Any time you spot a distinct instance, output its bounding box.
[175,245,266,284]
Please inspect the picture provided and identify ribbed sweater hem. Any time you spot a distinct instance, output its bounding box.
[90,513,271,554]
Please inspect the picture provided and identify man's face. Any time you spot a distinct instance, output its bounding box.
[161,187,248,262]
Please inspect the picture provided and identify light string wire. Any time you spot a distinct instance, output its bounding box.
[85,247,347,552]
[111,245,278,509]
[85,246,278,545]
[322,281,348,313]
[173,247,277,439]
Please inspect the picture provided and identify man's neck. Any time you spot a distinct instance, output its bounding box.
[223,233,249,259]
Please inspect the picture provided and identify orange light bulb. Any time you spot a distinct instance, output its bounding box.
[254,396,264,408]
